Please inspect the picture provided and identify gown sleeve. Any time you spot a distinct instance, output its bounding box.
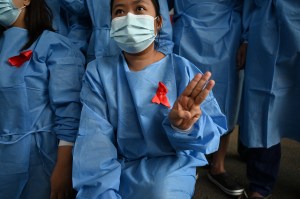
[163,95,227,154]
[162,58,228,154]
[60,0,88,16]
[47,35,85,143]
[66,13,92,56]
[73,61,122,199]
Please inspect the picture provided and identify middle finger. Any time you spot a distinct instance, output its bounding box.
[189,72,212,99]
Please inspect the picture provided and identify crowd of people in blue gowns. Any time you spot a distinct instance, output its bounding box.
[0,0,299,199]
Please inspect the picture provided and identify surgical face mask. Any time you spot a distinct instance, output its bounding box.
[0,0,25,27]
[110,13,158,54]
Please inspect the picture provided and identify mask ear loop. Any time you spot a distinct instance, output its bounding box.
[19,5,26,11]
[154,16,162,37]
[153,16,162,50]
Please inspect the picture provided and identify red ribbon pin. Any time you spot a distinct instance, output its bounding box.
[8,50,33,67]
[152,81,171,108]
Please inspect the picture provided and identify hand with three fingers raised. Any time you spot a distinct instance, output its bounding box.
[169,72,215,131]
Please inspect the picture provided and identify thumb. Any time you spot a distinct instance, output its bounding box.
[169,109,191,126]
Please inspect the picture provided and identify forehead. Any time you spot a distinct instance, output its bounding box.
[112,0,153,7]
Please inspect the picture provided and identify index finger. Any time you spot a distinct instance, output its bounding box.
[189,71,212,99]
[194,79,215,105]
[181,73,203,97]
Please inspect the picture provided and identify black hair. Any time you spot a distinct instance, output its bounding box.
[0,0,54,50]
[152,0,161,17]
[22,0,54,50]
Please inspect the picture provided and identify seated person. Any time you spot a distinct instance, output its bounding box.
[72,0,227,198]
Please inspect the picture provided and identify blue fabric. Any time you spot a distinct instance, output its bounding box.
[0,27,84,196]
[66,13,92,55]
[85,0,173,62]
[60,0,88,16]
[46,0,69,35]
[46,0,91,56]
[73,53,227,199]
[239,0,300,148]
[170,0,242,131]
[0,134,54,199]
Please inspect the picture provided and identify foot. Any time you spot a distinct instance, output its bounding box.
[207,172,244,196]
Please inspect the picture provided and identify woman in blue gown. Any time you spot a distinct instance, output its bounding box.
[72,0,227,198]
[239,0,300,198]
[0,0,85,198]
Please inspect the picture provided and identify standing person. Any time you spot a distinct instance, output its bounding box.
[84,0,173,62]
[238,0,300,198]
[169,0,244,196]
[0,0,85,198]
[72,0,227,198]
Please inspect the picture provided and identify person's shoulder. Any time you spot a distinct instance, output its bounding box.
[96,55,120,69]
[36,30,84,60]
[39,30,64,41]
[38,30,76,46]
[84,55,121,87]
[86,55,120,73]
[169,53,200,71]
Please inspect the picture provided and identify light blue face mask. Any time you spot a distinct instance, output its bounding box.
[0,0,24,27]
[110,13,158,54]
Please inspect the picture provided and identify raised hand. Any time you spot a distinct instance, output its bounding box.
[169,72,215,131]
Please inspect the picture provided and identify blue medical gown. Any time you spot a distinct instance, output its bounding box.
[73,53,227,199]
[170,0,242,131]
[46,0,69,35]
[0,27,84,175]
[46,0,91,55]
[239,0,300,148]
[60,0,87,16]
[85,0,173,62]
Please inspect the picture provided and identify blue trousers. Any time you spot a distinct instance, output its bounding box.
[247,143,281,197]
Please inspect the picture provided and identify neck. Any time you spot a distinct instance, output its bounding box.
[11,8,26,29]
[124,44,165,71]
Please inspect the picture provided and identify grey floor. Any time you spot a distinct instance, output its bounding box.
[193,127,300,199]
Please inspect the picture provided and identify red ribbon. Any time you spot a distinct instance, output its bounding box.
[8,50,33,67]
[152,81,170,108]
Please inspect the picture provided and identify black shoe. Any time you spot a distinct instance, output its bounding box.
[238,190,272,199]
[207,172,244,196]
[238,192,272,199]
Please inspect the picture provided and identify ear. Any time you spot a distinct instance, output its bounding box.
[23,0,31,6]
[156,15,163,31]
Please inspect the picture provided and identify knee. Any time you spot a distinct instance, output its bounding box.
[149,175,195,199]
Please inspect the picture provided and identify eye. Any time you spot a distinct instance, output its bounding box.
[136,6,145,12]
[115,9,125,16]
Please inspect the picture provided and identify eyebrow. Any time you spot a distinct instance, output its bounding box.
[113,0,150,9]
[132,0,150,5]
